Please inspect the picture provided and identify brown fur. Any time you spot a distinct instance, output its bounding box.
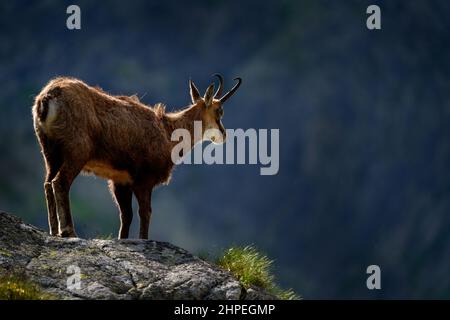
[32,76,239,239]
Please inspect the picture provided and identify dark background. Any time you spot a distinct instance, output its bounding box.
[1,0,450,299]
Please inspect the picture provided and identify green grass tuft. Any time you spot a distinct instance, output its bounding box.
[217,246,274,289]
[0,275,54,300]
[216,246,300,300]
[271,287,300,300]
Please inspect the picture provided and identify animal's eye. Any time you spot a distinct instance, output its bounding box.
[217,108,224,118]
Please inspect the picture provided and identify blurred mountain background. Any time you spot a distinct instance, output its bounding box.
[1,0,450,298]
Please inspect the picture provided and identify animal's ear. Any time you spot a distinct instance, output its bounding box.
[203,83,215,107]
[189,80,201,104]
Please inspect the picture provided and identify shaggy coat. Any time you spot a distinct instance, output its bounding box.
[32,75,241,239]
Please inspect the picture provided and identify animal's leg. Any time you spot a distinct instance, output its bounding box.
[51,162,84,238]
[134,186,153,240]
[36,133,62,236]
[44,158,62,236]
[109,181,133,239]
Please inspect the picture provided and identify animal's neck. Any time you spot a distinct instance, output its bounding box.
[164,105,203,149]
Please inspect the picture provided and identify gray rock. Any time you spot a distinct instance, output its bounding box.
[0,211,275,300]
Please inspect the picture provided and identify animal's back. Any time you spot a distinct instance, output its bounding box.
[33,77,174,185]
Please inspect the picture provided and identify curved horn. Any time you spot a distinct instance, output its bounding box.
[212,73,224,98]
[219,77,242,103]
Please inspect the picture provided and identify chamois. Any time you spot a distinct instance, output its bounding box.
[32,75,241,239]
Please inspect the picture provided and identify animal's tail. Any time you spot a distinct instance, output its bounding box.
[34,87,62,123]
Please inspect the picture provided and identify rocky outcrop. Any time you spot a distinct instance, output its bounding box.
[0,211,274,300]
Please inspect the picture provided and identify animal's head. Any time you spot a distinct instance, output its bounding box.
[189,74,241,144]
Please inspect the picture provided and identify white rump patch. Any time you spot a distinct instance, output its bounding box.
[41,98,59,133]
[46,99,59,124]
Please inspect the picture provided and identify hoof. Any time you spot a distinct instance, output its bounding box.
[59,228,77,238]
[49,231,59,237]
